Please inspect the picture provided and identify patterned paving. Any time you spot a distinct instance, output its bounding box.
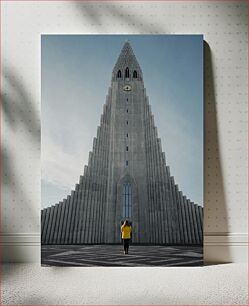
[41,245,203,267]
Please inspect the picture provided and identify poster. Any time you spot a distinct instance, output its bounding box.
[41,35,203,267]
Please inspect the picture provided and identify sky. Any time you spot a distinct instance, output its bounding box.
[41,35,203,209]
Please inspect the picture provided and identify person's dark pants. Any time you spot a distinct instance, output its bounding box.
[123,239,130,254]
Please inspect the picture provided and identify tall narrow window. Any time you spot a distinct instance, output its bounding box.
[126,133,128,138]
[126,160,128,166]
[125,67,130,78]
[122,182,132,218]
[127,109,128,113]
[126,121,128,125]
[126,146,128,151]
[133,70,138,78]
[117,70,122,78]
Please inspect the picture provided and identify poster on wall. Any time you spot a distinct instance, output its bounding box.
[41,35,204,267]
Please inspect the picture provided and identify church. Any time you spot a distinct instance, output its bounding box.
[41,41,203,245]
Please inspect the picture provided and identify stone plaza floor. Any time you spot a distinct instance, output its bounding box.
[41,244,203,267]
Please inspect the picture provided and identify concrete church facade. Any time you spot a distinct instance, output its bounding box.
[41,42,203,245]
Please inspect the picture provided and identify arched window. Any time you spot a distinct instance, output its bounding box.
[125,67,130,78]
[123,182,132,218]
[117,70,122,78]
[133,70,138,78]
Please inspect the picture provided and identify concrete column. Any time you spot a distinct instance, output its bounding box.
[75,175,85,243]
[89,150,97,244]
[41,208,48,244]
[162,167,170,244]
[99,122,106,243]
[173,178,181,243]
[100,103,110,242]
[45,206,54,244]
[68,190,76,243]
[57,199,66,243]
[97,119,104,244]
[153,123,161,244]
[80,167,90,243]
[187,199,195,244]
[152,125,160,244]
[139,97,150,243]
[91,136,99,244]
[183,196,192,244]
[51,205,59,244]
[163,166,170,243]
[151,125,158,244]
[96,123,105,243]
[190,201,200,244]
[104,92,116,243]
[146,103,152,243]
[160,151,169,243]
[179,193,189,244]
[54,203,62,244]
[165,167,174,243]
[146,103,153,243]
[189,200,199,244]
[44,207,51,244]
[148,111,156,243]
[155,138,165,244]
[175,185,184,244]
[144,103,149,239]
[157,140,168,244]
[102,120,108,243]
[92,134,100,244]
[48,205,58,244]
[95,181,101,244]
[73,177,82,243]
[199,206,203,231]
[145,104,151,242]
[179,192,188,244]
[41,209,46,241]
[198,206,203,243]
[41,209,48,243]
[77,177,86,244]
[61,196,70,244]
[195,204,202,244]
[161,162,171,244]
[88,145,95,244]
[64,193,73,244]
[83,154,93,243]
[169,168,176,243]
[170,177,179,244]
[88,139,98,244]
[70,185,78,243]
[95,128,103,243]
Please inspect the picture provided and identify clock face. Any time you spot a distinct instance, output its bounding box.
[123,85,132,91]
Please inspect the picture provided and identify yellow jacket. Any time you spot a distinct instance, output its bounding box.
[121,225,132,239]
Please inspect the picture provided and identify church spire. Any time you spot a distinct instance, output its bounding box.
[112,41,143,81]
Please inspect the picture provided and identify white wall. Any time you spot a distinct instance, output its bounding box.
[1,0,248,263]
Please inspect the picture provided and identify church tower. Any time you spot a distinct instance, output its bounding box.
[41,42,203,245]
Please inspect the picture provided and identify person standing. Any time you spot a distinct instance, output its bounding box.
[121,220,132,254]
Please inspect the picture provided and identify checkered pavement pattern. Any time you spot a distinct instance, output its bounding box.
[41,245,203,267]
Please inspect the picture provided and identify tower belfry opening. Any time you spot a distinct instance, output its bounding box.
[125,67,130,78]
[41,41,203,246]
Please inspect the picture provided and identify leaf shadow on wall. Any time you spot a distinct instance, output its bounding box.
[74,2,165,33]
[1,66,40,266]
[204,42,231,264]
[2,67,40,141]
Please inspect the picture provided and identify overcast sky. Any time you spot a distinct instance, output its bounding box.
[41,35,203,209]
